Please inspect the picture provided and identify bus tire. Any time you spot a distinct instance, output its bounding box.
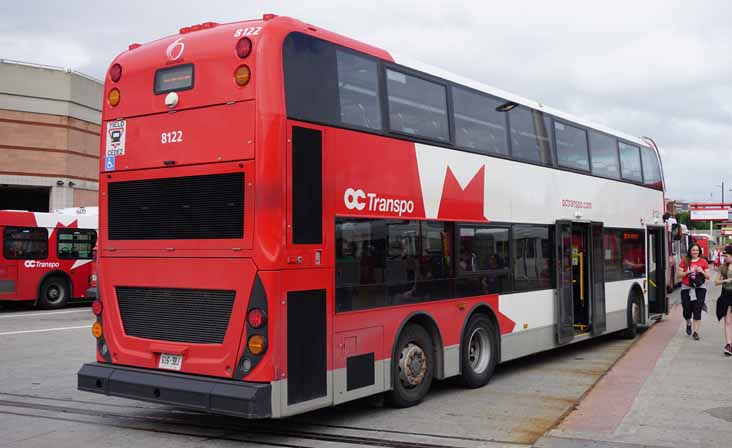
[621,296,641,339]
[38,276,69,309]
[460,314,498,388]
[386,324,434,408]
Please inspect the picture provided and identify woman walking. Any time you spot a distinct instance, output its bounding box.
[678,243,711,340]
[715,245,732,356]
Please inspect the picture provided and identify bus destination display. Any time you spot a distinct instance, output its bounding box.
[154,64,194,94]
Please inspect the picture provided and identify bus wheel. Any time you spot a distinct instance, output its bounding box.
[621,297,641,339]
[39,277,69,309]
[461,315,498,388]
[386,324,434,408]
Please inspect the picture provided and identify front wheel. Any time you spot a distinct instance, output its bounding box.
[38,277,69,309]
[621,296,641,339]
[385,324,434,408]
[461,315,499,388]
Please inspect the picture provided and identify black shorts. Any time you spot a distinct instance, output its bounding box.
[717,291,732,321]
[681,288,706,321]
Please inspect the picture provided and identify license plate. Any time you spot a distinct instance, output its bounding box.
[158,353,183,371]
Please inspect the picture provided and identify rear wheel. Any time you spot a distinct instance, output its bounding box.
[386,324,434,408]
[38,277,69,309]
[461,314,499,388]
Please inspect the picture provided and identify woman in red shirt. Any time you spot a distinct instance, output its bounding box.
[678,243,711,340]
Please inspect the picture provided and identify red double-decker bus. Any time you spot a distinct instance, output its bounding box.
[1,208,98,309]
[78,15,667,418]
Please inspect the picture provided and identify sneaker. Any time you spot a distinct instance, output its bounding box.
[693,332,700,340]
[724,344,732,356]
[686,324,692,336]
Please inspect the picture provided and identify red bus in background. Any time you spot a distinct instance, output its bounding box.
[0,208,98,309]
[78,15,666,418]
[691,234,711,260]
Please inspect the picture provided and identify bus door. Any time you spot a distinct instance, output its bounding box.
[555,221,606,344]
[647,226,668,316]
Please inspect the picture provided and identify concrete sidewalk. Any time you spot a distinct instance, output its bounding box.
[537,277,732,448]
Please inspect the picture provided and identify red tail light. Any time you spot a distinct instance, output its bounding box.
[110,63,122,82]
[236,37,252,59]
[247,308,266,329]
[92,300,103,316]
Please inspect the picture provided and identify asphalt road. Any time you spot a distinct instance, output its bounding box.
[0,303,642,448]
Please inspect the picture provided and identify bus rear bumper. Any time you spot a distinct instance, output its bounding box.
[77,362,271,418]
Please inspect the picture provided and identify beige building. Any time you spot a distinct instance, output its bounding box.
[0,59,102,212]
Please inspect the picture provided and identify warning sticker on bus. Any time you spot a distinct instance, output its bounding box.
[106,120,126,156]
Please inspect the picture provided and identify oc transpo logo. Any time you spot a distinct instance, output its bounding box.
[166,37,185,61]
[24,260,60,269]
[343,188,415,217]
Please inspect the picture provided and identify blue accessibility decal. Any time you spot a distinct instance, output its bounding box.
[105,156,116,171]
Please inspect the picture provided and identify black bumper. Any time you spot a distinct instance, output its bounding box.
[85,287,97,300]
[77,362,271,418]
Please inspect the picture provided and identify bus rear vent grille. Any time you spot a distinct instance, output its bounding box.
[116,286,236,344]
[107,172,244,240]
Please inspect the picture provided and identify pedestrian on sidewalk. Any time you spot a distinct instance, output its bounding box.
[678,243,711,340]
[714,245,732,356]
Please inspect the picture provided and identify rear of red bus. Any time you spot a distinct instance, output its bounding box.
[77,16,315,418]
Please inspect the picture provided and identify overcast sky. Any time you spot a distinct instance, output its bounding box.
[2,1,731,204]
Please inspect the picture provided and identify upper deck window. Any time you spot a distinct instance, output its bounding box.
[386,69,449,142]
[619,142,643,182]
[555,121,590,171]
[452,87,509,156]
[589,131,620,179]
[640,146,662,188]
[509,107,553,165]
[57,228,97,259]
[336,51,382,130]
[3,226,48,259]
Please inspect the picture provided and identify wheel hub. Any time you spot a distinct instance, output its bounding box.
[399,343,427,387]
[468,328,490,373]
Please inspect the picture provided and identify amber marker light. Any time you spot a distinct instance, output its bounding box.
[248,335,266,355]
[108,88,121,106]
[234,65,251,86]
[92,322,103,338]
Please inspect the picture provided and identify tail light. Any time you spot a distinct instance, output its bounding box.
[247,308,266,328]
[92,300,103,316]
[234,65,251,86]
[236,37,252,58]
[91,322,102,338]
[89,273,97,287]
[247,335,266,355]
[108,88,121,107]
[109,63,122,82]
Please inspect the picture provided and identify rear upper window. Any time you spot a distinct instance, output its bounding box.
[619,142,643,182]
[452,87,509,156]
[386,69,449,142]
[336,50,382,130]
[57,229,97,259]
[640,146,662,188]
[3,226,48,259]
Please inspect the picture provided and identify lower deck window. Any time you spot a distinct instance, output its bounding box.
[335,218,556,312]
[2,226,48,259]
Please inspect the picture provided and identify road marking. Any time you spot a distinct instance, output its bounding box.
[0,309,90,319]
[0,325,90,336]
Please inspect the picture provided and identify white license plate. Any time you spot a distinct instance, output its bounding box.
[158,353,183,371]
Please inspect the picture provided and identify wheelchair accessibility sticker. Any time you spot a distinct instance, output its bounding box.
[105,156,116,171]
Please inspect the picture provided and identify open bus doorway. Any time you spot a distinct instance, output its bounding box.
[556,221,607,344]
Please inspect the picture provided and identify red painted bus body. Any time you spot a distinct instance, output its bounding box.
[79,15,666,418]
[0,209,98,308]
